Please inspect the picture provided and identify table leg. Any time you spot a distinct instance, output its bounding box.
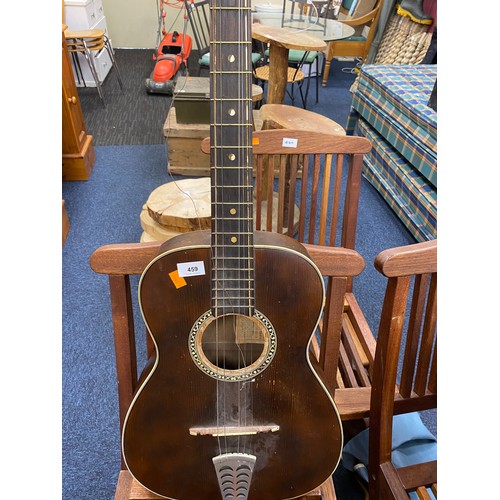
[322,42,334,87]
[267,44,290,104]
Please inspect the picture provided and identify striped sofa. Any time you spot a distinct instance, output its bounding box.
[346,64,437,242]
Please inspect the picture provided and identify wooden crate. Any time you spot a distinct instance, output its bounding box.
[163,107,210,176]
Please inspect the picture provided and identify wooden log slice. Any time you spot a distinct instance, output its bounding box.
[143,190,299,242]
[146,178,211,231]
[140,231,158,243]
[140,205,186,241]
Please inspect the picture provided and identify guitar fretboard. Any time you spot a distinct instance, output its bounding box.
[209,0,254,317]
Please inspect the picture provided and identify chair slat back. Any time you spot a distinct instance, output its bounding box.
[368,239,437,499]
[184,0,211,58]
[201,129,371,250]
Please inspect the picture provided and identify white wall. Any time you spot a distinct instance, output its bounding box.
[102,0,162,48]
[101,0,285,49]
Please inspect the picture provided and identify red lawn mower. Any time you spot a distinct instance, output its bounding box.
[145,0,192,95]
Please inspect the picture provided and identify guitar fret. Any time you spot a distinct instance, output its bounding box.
[210,145,252,149]
[210,40,252,44]
[211,185,253,188]
[211,123,253,127]
[212,232,253,235]
[211,70,252,74]
[212,256,254,260]
[212,98,252,102]
[211,6,252,9]
[212,201,253,205]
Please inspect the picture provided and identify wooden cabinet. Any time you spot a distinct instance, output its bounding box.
[62,25,95,180]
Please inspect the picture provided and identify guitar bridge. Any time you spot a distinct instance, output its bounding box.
[213,453,256,500]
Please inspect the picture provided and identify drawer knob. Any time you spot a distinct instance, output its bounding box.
[68,96,77,105]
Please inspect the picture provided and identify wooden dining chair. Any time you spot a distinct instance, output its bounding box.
[322,0,384,86]
[365,239,437,499]
[201,128,377,409]
[253,50,308,108]
[90,238,366,499]
[184,0,262,75]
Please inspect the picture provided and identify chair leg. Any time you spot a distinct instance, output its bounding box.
[104,36,124,91]
[82,41,106,105]
[322,53,333,87]
[70,52,85,87]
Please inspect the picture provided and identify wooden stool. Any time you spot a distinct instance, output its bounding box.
[259,103,345,135]
[141,176,299,242]
[252,84,264,129]
[141,178,211,242]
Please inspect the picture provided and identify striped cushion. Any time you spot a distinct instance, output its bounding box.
[358,118,436,242]
[347,65,437,187]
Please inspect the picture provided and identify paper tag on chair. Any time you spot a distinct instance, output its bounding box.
[282,138,298,148]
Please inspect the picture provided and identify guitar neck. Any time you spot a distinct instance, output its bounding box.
[209,0,255,317]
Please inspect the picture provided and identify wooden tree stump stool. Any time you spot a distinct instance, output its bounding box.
[141,177,299,242]
[143,178,211,241]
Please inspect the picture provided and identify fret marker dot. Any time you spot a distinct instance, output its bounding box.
[230,208,237,215]
[228,153,236,161]
[228,108,236,116]
[231,237,237,243]
[228,54,235,62]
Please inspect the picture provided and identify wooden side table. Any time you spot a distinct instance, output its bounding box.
[252,23,326,104]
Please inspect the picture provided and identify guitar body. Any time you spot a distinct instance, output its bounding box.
[123,230,342,499]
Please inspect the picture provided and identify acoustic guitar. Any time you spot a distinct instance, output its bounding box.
[121,0,343,497]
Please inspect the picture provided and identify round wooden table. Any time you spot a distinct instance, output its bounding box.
[252,13,354,103]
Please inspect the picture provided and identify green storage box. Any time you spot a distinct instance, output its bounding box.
[174,76,210,124]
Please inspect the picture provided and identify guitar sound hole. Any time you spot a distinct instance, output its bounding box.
[200,314,267,371]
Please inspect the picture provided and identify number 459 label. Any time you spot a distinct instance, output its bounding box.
[177,261,206,277]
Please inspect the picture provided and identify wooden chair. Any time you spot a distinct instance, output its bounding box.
[90,239,366,499]
[366,239,437,499]
[184,0,262,75]
[321,0,384,87]
[201,129,377,412]
[64,28,124,105]
[253,53,307,108]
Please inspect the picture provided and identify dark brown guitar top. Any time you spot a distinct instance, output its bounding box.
[122,231,342,499]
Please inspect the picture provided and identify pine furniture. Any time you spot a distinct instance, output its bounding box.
[321,0,383,86]
[62,24,95,180]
